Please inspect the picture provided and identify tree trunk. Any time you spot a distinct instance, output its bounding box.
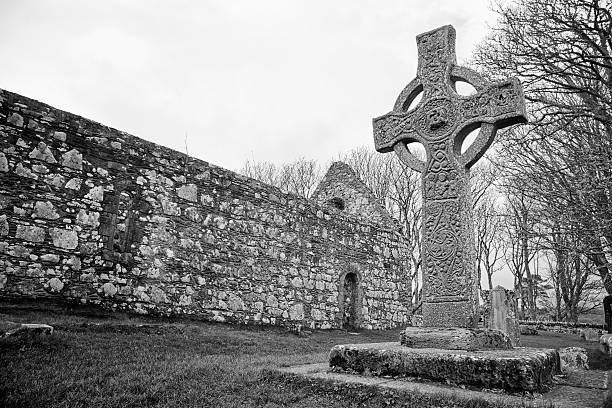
[522,231,536,319]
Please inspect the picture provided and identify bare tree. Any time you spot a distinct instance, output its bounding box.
[472,0,612,299]
[474,193,506,291]
[239,157,322,198]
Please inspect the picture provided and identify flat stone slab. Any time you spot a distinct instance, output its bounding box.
[329,342,560,392]
[0,321,54,338]
[400,327,513,350]
[277,363,609,408]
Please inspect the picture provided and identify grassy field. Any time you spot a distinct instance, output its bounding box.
[0,304,607,408]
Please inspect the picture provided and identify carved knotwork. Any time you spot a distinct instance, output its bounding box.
[372,25,527,326]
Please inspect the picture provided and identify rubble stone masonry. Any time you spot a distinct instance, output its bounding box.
[0,88,410,329]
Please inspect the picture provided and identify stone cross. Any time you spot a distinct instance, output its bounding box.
[373,25,527,328]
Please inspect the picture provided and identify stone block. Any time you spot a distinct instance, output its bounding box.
[559,347,589,371]
[399,327,512,350]
[16,224,45,243]
[520,324,538,335]
[599,333,612,355]
[33,201,59,219]
[61,148,83,170]
[579,328,602,342]
[484,286,521,346]
[329,342,559,392]
[1,321,54,338]
[49,228,78,249]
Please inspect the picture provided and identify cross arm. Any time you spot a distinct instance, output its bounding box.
[456,78,527,168]
[373,110,422,153]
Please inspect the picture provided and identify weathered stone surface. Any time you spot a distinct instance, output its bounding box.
[600,333,612,355]
[33,201,60,220]
[0,153,8,172]
[289,303,304,320]
[53,131,66,142]
[16,225,45,243]
[41,254,60,263]
[48,277,64,292]
[76,209,100,227]
[372,25,526,328]
[49,228,78,249]
[482,286,521,346]
[61,149,83,170]
[0,321,54,338]
[559,347,589,371]
[101,282,117,297]
[176,184,198,202]
[579,328,602,342]
[15,162,37,179]
[279,362,608,408]
[399,327,512,350]
[85,186,103,201]
[519,325,538,335]
[28,142,56,164]
[7,112,24,127]
[329,342,559,392]
[65,177,82,190]
[0,214,8,236]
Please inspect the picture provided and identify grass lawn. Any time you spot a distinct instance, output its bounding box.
[0,304,607,408]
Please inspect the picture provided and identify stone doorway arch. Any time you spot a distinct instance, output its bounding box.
[337,267,363,329]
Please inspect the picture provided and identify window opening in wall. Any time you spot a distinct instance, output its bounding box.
[342,272,359,329]
[329,197,345,210]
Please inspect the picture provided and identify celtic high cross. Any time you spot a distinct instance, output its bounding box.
[373,25,526,327]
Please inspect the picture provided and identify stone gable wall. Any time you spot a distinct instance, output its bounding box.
[0,88,411,330]
[312,161,396,228]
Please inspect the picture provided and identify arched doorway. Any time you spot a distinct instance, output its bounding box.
[338,268,362,329]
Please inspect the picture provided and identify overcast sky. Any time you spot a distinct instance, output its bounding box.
[0,1,516,289]
[0,1,500,170]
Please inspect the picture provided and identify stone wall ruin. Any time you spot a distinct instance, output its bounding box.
[0,88,411,330]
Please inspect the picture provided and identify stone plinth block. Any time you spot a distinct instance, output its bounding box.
[600,333,612,355]
[329,342,560,392]
[400,327,512,350]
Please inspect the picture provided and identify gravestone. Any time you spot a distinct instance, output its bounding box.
[487,286,521,346]
[373,25,526,327]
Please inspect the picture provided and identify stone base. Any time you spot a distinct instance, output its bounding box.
[400,327,512,350]
[600,333,612,355]
[329,342,560,392]
[422,300,478,328]
[277,363,608,408]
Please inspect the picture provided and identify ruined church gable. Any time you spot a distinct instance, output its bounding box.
[312,161,397,229]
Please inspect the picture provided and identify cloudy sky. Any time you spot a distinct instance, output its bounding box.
[0,0,499,171]
[0,1,516,288]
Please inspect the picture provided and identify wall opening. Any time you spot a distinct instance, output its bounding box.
[328,197,345,210]
[338,269,362,330]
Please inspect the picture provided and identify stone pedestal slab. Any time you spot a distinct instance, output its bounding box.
[329,342,560,392]
[400,327,512,350]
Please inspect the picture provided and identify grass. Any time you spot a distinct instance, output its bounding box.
[0,304,606,408]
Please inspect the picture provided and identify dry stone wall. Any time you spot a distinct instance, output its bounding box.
[0,88,411,330]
